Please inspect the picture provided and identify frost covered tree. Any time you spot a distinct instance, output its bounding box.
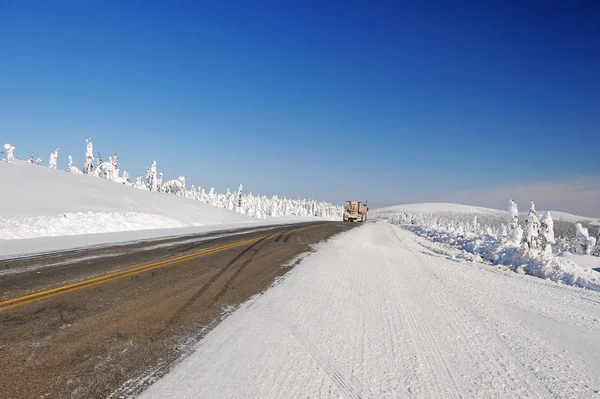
[162,176,186,196]
[524,201,541,251]
[506,199,523,246]
[48,148,59,169]
[35,157,41,165]
[157,173,163,192]
[234,184,243,213]
[84,138,94,174]
[497,224,508,242]
[28,152,34,163]
[573,223,595,255]
[539,211,555,254]
[3,144,15,162]
[592,230,600,257]
[67,156,83,174]
[145,161,158,191]
[96,151,103,168]
[134,176,147,190]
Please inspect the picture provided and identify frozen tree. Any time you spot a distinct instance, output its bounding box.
[270,195,279,217]
[234,184,243,213]
[524,201,540,251]
[162,176,186,196]
[111,154,120,180]
[254,195,263,219]
[144,161,158,191]
[48,148,59,169]
[157,173,163,192]
[35,157,41,165]
[115,170,130,185]
[539,211,555,254]
[84,138,94,174]
[67,156,83,174]
[28,152,34,163]
[592,230,600,257]
[573,223,594,255]
[96,151,103,168]
[3,144,15,162]
[508,199,519,230]
[134,176,147,190]
[497,224,508,242]
[93,160,115,179]
[506,199,523,247]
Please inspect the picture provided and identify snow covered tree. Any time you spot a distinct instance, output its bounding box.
[235,184,243,213]
[145,161,158,191]
[573,223,594,255]
[592,230,600,257]
[84,138,94,174]
[524,201,541,251]
[96,151,103,168]
[67,156,83,174]
[506,199,523,247]
[497,224,508,242]
[508,199,519,230]
[134,176,147,190]
[157,173,163,192]
[3,144,15,162]
[162,176,186,196]
[111,154,120,180]
[35,157,41,165]
[539,211,555,254]
[48,148,59,169]
[28,152,34,163]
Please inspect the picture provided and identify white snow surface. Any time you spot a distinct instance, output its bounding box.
[140,223,600,399]
[0,161,253,229]
[374,203,600,224]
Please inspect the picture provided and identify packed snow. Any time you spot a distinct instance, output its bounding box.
[139,223,600,398]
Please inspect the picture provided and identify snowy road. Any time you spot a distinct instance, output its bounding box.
[141,223,600,399]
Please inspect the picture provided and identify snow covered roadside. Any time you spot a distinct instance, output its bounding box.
[139,223,600,398]
[0,161,334,257]
[406,224,600,291]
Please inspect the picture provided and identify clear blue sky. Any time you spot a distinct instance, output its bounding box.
[1,1,599,211]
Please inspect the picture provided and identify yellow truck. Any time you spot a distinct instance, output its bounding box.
[343,200,368,222]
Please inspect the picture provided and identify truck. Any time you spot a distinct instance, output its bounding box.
[343,200,368,222]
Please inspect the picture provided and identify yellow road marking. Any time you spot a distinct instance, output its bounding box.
[0,223,321,312]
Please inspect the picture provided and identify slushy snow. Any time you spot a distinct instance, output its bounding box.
[139,223,600,398]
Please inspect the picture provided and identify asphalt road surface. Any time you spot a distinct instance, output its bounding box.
[0,221,357,399]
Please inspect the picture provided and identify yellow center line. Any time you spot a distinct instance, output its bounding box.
[0,223,322,312]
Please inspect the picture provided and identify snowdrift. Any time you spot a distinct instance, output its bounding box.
[373,202,600,292]
[0,161,256,240]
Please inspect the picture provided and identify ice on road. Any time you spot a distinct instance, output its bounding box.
[141,223,600,398]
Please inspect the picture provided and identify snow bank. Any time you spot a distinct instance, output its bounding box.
[0,211,186,239]
[0,161,256,241]
[408,225,600,291]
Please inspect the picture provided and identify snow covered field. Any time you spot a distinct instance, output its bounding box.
[140,223,600,398]
[0,161,334,257]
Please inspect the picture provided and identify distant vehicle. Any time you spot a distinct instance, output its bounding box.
[343,200,368,222]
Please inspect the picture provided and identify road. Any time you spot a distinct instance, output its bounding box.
[141,223,600,399]
[0,221,357,399]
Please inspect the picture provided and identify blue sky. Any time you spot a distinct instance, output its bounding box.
[1,1,599,215]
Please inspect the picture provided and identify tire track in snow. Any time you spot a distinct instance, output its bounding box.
[398,226,600,398]
[140,224,600,399]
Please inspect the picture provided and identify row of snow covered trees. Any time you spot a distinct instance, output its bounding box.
[2,140,343,219]
[387,199,600,258]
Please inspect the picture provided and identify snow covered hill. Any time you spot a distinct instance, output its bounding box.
[373,202,599,238]
[0,161,257,240]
